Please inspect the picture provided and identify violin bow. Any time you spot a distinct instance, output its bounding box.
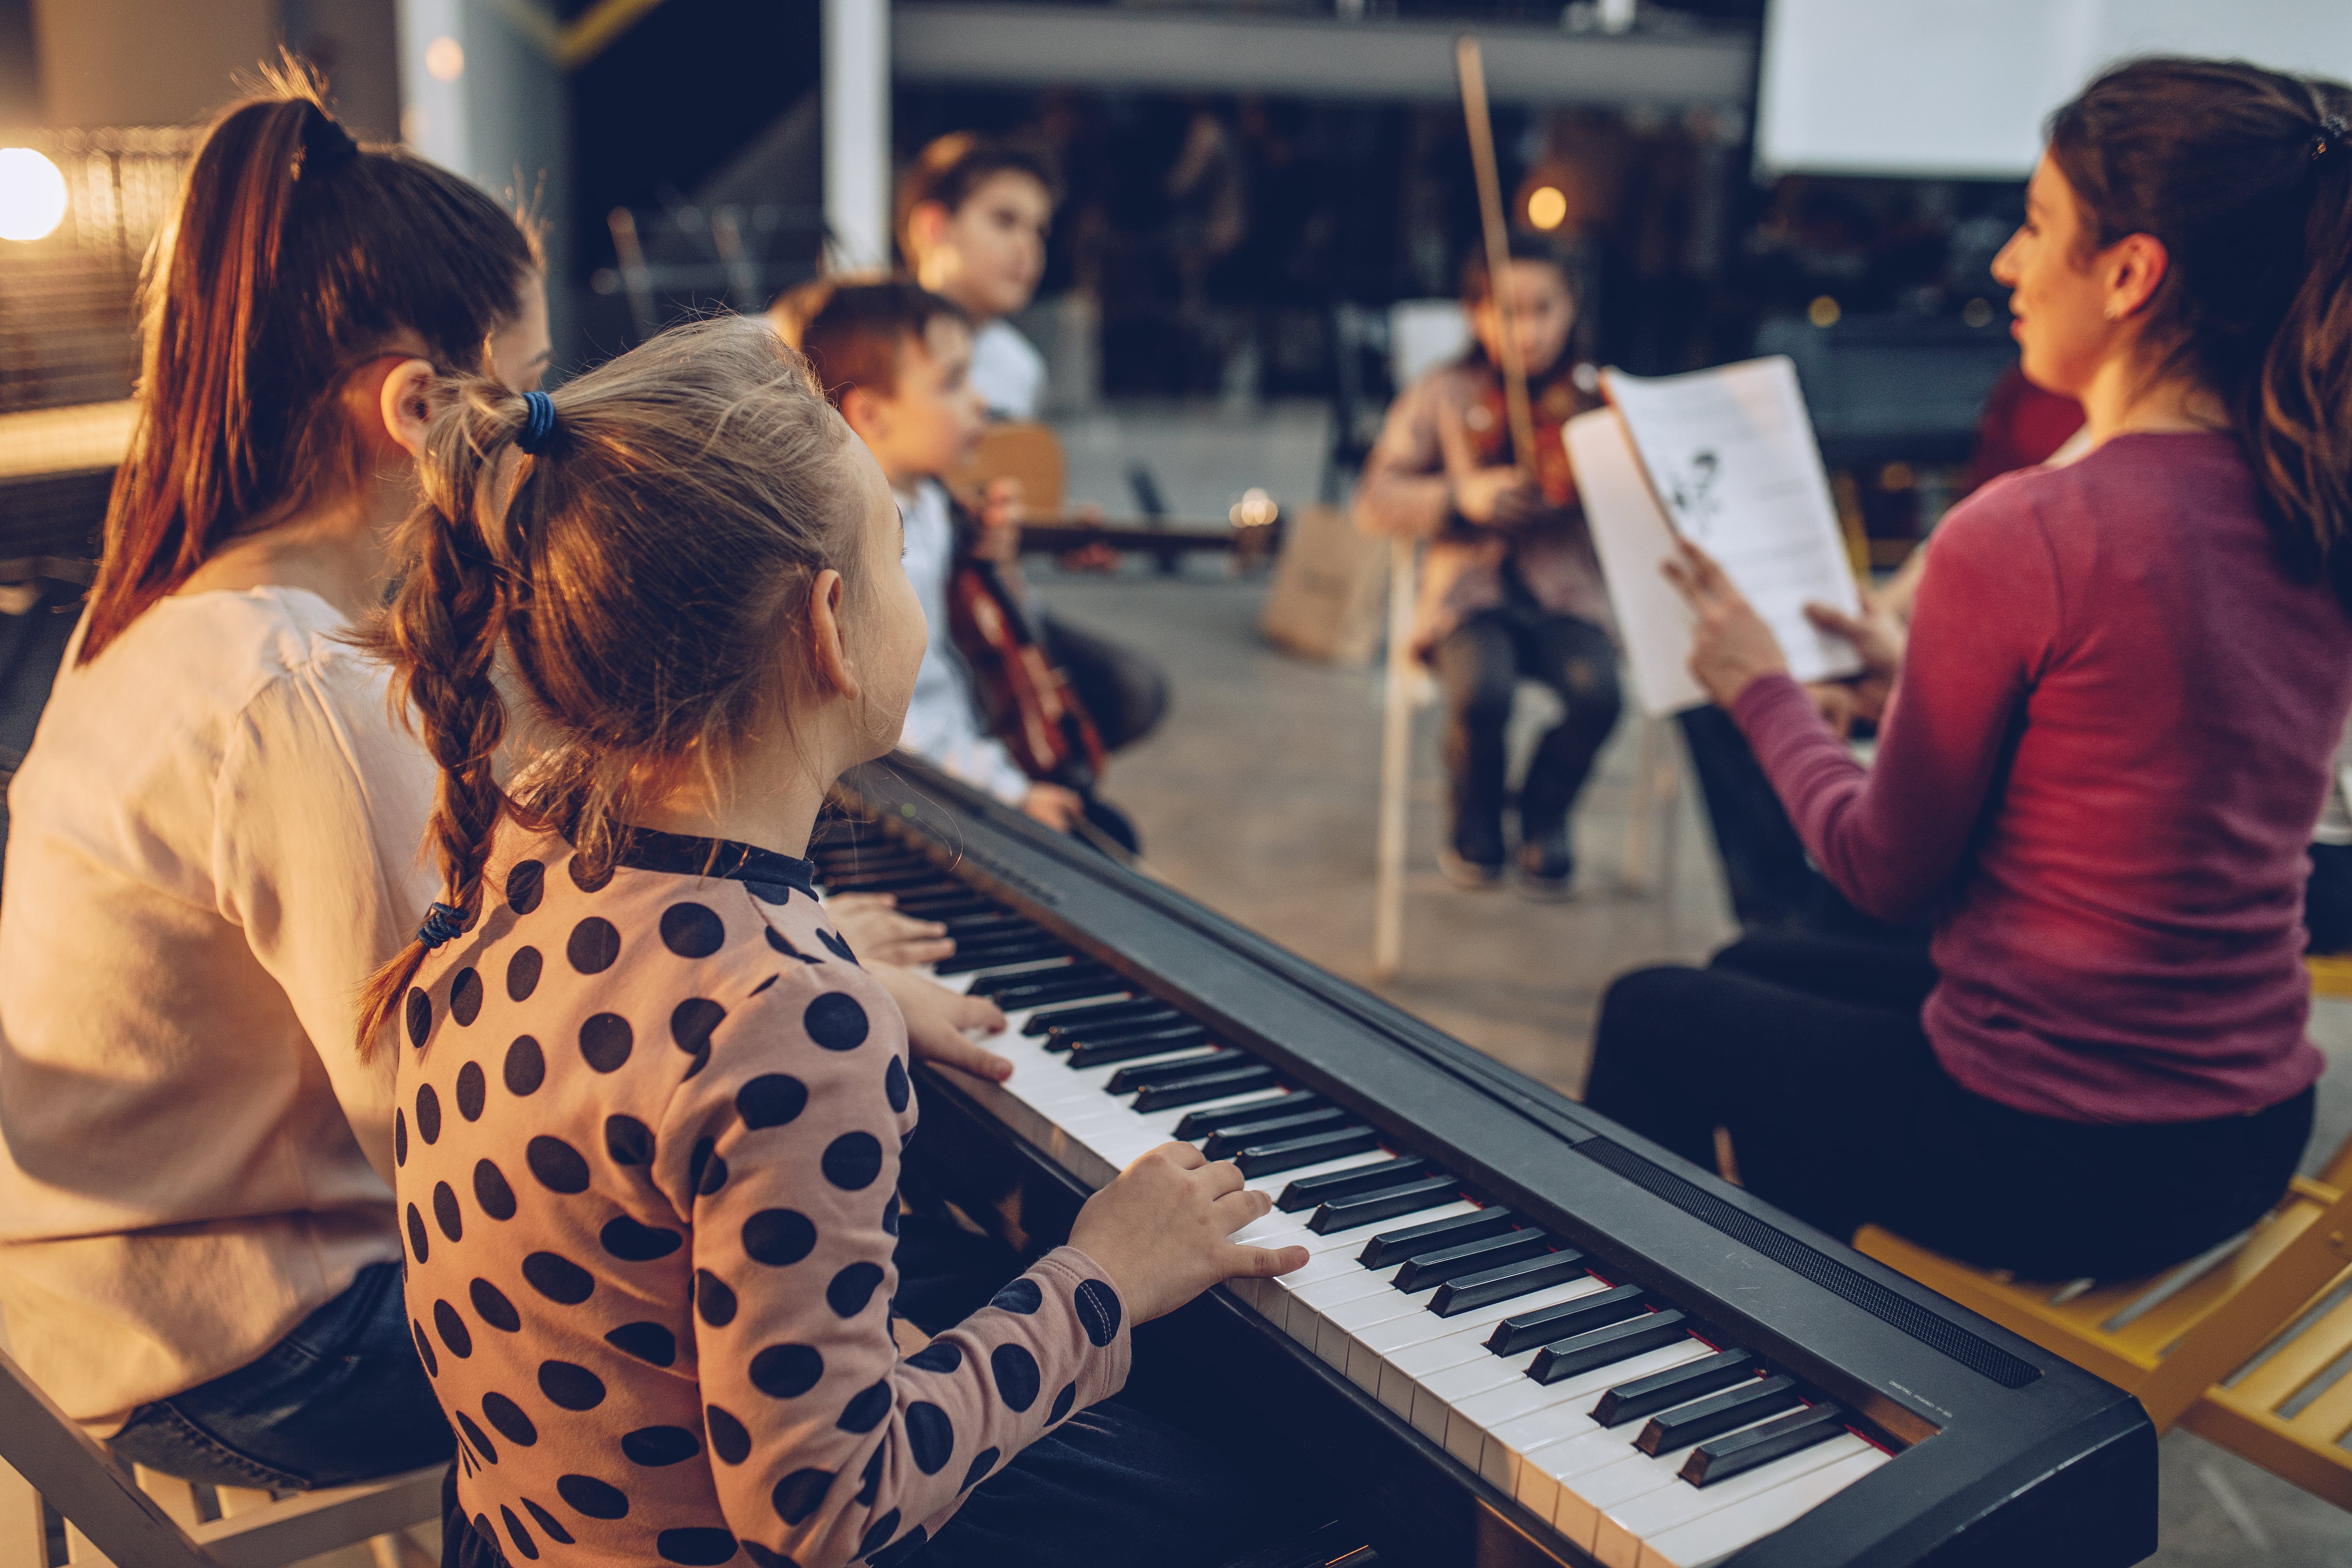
[1454,34,1540,475]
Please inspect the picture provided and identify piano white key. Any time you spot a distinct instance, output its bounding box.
[1468,1338,1716,1488]
[1599,1434,1875,1568]
[1353,1275,1602,1402]
[1635,1448,1888,1568]
[1286,1263,1406,1312]
[1555,1406,1826,1555]
[1497,1343,1723,1526]
[1242,1148,1394,1196]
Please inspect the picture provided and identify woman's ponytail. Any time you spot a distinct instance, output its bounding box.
[2253,101,2352,606]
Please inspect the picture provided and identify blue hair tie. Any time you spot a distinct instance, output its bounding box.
[517,390,558,454]
[417,902,467,949]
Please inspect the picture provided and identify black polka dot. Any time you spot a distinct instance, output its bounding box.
[604,1321,675,1367]
[672,996,725,1060]
[394,1108,408,1168]
[471,1515,493,1547]
[579,1013,633,1072]
[473,1158,517,1220]
[737,1074,808,1130]
[604,1115,654,1167]
[433,1181,463,1242]
[906,1339,963,1374]
[742,1209,816,1267]
[415,1084,442,1145]
[695,1270,738,1327]
[856,1442,885,1505]
[405,988,432,1049]
[526,1136,589,1193]
[507,859,546,914]
[856,1510,900,1559]
[566,853,614,894]
[826,1262,886,1319]
[1074,1278,1122,1346]
[660,902,727,958]
[960,1447,999,1493]
[600,1216,681,1261]
[500,1504,540,1561]
[455,1411,497,1465]
[990,1343,1040,1411]
[450,968,484,1027]
[657,1528,737,1566]
[507,945,543,1003]
[411,1319,439,1378]
[803,992,869,1051]
[688,1137,728,1197]
[990,1278,1042,1315]
[504,1035,545,1095]
[484,1393,538,1447]
[434,1299,473,1359]
[706,1405,751,1465]
[749,1343,824,1398]
[883,1055,910,1113]
[451,1064,486,1124]
[521,1498,573,1546]
[905,1401,954,1475]
[1049,1381,1078,1424]
[771,1468,833,1526]
[538,1361,606,1411]
[567,916,621,974]
[554,1472,627,1518]
[816,928,858,966]
[621,1425,701,1467]
[405,1204,430,1264]
[521,1252,594,1305]
[469,1278,521,1332]
[739,1544,790,1568]
[820,1131,883,1191]
[765,926,815,962]
[869,1527,928,1568]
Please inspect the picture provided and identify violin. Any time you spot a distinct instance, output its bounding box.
[944,497,1108,790]
[1465,363,1593,510]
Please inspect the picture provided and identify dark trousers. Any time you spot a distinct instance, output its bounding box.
[1430,606,1621,856]
[110,1261,453,1489]
[2310,842,2352,953]
[1585,933,2314,1280]
[1041,613,1167,755]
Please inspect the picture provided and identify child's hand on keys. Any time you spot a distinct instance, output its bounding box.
[1069,1143,1311,1324]
[823,891,954,966]
[870,963,1013,1083]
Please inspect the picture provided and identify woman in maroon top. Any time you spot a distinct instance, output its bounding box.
[1586,58,2352,1279]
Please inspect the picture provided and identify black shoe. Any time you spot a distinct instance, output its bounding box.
[1518,829,1574,901]
[1442,814,1506,891]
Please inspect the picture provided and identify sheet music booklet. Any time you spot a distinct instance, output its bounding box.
[1565,356,1863,716]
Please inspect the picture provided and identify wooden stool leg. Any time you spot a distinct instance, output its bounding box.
[1373,539,1416,979]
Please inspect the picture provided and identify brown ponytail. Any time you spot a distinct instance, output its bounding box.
[355,317,866,1057]
[81,60,535,663]
[2047,58,2352,606]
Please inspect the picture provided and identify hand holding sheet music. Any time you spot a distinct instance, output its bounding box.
[1566,356,1865,716]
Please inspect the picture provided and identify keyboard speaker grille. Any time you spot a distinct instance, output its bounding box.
[1573,1137,2042,1390]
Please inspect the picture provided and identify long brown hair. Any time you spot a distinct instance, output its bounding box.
[2047,58,2352,605]
[81,63,535,663]
[353,316,866,1057]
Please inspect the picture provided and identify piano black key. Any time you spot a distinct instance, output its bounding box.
[1173,1090,1327,1141]
[1486,1281,1648,1356]
[1357,1207,1518,1269]
[890,893,997,916]
[1635,1376,1802,1457]
[937,912,1029,935]
[1232,1125,1382,1178]
[935,942,1069,977]
[1392,1229,1551,1293]
[1025,998,1170,1037]
[1057,1015,1200,1050]
[970,961,1111,998]
[1103,1048,1240,1090]
[1131,1063,1280,1112]
[986,974,1132,1011]
[1679,1402,1849,1488]
[1430,1250,1590,1317]
[1591,1348,1761,1428]
[1201,1106,1353,1159]
[1076,1033,1217,1073]
[1528,1309,1692,1385]
[1275,1154,1431,1213]
[825,872,943,893]
[1308,1176,1460,1235]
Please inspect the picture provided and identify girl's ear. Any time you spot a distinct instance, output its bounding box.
[380,357,440,456]
[805,567,862,704]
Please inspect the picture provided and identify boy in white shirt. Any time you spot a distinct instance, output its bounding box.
[898,133,1056,418]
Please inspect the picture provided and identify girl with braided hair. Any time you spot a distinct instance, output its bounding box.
[0,68,545,1484]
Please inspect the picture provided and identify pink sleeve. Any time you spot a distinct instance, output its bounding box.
[1730,488,2058,923]
[1352,373,1458,541]
[653,963,1130,1568]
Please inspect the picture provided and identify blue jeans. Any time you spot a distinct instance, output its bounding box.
[110,1261,454,1489]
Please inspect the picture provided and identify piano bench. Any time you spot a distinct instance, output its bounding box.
[2310,953,2352,998]
[1859,1150,2352,1510]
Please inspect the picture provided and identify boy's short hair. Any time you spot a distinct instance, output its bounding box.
[896,133,1063,257]
[787,276,971,407]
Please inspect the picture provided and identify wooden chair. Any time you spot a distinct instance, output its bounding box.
[1856,1134,2352,1506]
[0,1337,441,1568]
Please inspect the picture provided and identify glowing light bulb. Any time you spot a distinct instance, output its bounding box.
[1807,295,1841,328]
[1229,488,1278,528]
[1527,185,1568,231]
[0,148,67,243]
[426,35,465,82]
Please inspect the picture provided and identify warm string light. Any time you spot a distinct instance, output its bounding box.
[1526,185,1568,231]
[0,148,67,243]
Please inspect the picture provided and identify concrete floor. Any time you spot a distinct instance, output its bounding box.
[1038,400,2352,1568]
